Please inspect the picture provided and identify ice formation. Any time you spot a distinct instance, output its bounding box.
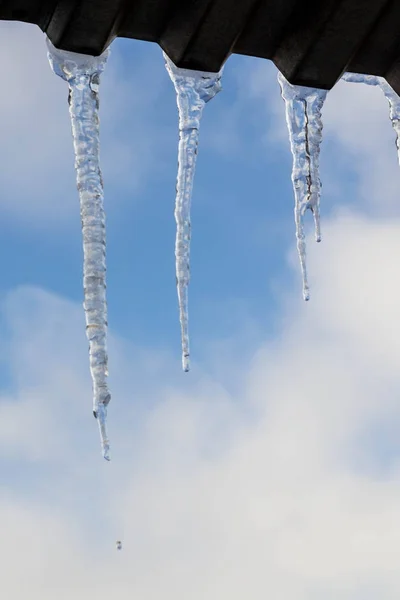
[165,54,223,372]
[43,33,400,460]
[278,69,400,302]
[279,69,400,302]
[47,39,111,461]
[278,73,328,301]
[342,72,400,165]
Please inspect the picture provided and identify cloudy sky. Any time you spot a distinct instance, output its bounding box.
[1,18,400,599]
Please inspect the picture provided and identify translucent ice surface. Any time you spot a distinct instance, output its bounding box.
[47,39,111,460]
[343,72,400,167]
[278,73,328,301]
[165,54,223,371]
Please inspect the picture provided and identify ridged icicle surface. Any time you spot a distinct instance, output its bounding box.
[278,73,328,301]
[47,39,111,461]
[165,54,223,372]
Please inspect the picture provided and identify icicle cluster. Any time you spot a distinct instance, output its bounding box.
[278,73,328,301]
[278,70,400,302]
[45,32,400,457]
[165,54,223,372]
[47,39,111,461]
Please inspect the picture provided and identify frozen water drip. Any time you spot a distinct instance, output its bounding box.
[165,54,223,372]
[47,39,112,461]
[278,73,328,301]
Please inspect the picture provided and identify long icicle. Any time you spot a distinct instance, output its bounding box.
[165,54,223,372]
[47,40,111,460]
[278,73,328,301]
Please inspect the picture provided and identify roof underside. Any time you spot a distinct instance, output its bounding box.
[2,0,400,93]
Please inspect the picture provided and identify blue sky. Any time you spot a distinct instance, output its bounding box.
[2,19,400,599]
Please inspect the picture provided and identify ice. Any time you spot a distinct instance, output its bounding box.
[341,72,380,85]
[380,80,400,164]
[278,73,328,301]
[342,72,400,167]
[165,54,223,372]
[47,39,111,461]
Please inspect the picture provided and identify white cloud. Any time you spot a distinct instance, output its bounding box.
[2,210,400,598]
[1,24,400,600]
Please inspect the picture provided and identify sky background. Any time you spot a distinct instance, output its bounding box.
[1,18,400,599]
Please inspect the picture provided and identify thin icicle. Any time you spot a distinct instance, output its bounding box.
[342,72,400,169]
[47,39,111,461]
[380,80,400,163]
[165,54,223,372]
[278,73,328,301]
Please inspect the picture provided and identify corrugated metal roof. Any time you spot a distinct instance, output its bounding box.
[2,0,400,92]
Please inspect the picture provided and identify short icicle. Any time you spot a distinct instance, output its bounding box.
[165,54,223,372]
[47,39,111,461]
[278,73,328,301]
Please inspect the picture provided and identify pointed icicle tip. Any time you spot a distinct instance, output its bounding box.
[95,403,111,461]
[47,40,113,461]
[278,72,327,300]
[164,51,223,373]
[183,354,190,373]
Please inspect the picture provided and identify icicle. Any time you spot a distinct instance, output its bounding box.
[47,39,111,461]
[278,73,328,301]
[164,54,223,372]
[342,72,400,170]
[378,80,400,165]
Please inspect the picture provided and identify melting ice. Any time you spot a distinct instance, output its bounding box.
[165,54,223,372]
[43,34,400,457]
[278,73,328,301]
[342,72,400,165]
[280,68,400,302]
[47,39,111,461]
